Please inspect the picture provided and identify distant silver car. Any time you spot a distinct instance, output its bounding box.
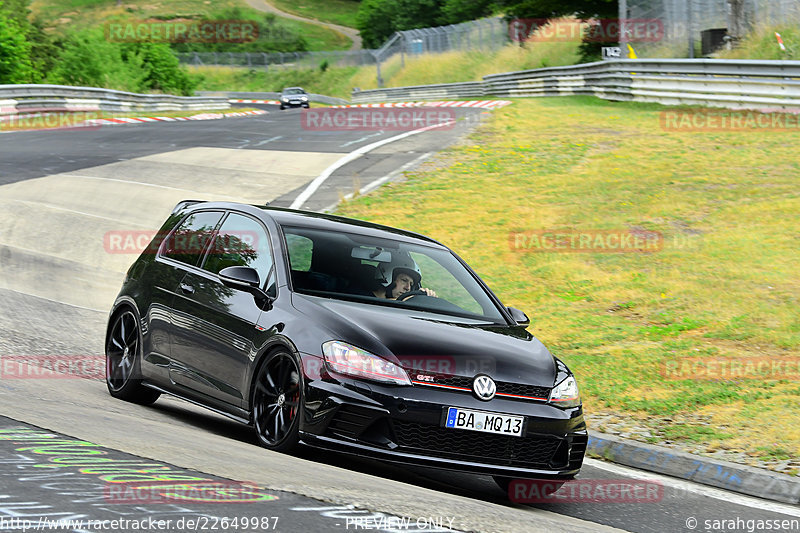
[280,87,310,110]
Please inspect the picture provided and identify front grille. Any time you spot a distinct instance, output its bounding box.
[411,372,550,402]
[431,375,472,388]
[569,433,588,469]
[497,382,550,399]
[392,420,562,467]
[326,405,379,440]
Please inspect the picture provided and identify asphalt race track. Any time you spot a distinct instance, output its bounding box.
[0,104,798,533]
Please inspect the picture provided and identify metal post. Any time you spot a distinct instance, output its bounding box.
[620,0,628,58]
[687,0,694,58]
[374,52,383,88]
[401,33,405,68]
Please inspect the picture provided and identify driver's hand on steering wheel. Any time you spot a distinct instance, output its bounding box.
[421,287,437,297]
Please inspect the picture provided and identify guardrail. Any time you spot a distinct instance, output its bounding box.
[0,84,230,116]
[351,82,484,103]
[352,59,800,111]
[195,91,349,106]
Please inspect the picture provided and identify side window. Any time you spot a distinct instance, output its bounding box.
[202,213,274,291]
[161,211,223,266]
[285,234,313,272]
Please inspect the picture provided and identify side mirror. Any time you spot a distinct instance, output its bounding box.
[219,266,260,289]
[507,306,530,326]
[219,266,273,308]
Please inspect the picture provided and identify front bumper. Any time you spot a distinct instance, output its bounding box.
[281,100,309,108]
[299,365,587,479]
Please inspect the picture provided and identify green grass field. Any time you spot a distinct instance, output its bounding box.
[271,0,360,29]
[30,0,351,50]
[335,96,800,472]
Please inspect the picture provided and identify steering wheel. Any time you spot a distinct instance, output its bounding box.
[395,290,428,301]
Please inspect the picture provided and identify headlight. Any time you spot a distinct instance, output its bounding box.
[549,375,580,408]
[300,96,308,101]
[281,97,289,102]
[322,341,410,385]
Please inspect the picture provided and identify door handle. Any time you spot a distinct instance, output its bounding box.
[179,283,195,294]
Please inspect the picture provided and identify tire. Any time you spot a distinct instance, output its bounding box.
[280,105,285,110]
[105,308,160,405]
[493,476,565,500]
[252,350,302,453]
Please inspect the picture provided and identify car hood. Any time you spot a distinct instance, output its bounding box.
[291,294,557,387]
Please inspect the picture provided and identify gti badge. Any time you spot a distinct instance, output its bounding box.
[473,374,496,401]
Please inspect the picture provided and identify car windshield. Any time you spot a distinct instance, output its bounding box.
[283,88,305,95]
[281,226,506,323]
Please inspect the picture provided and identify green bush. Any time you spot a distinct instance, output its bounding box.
[48,28,146,91]
[0,5,35,83]
[47,28,198,95]
[131,42,198,95]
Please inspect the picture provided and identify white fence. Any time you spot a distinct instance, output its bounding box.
[352,59,800,111]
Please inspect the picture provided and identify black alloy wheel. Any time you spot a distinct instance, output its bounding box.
[105,308,160,405]
[253,351,302,452]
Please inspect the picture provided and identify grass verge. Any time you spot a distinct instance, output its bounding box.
[335,96,800,473]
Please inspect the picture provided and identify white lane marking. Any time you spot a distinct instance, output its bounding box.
[584,458,800,517]
[321,152,433,213]
[9,199,148,224]
[340,132,383,148]
[65,174,220,196]
[289,120,454,210]
[0,286,106,313]
[254,135,283,147]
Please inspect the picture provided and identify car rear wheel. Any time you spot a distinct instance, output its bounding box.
[105,308,160,405]
[253,350,302,452]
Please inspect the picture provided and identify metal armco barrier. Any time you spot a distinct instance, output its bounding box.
[353,59,800,111]
[0,84,229,116]
[195,91,349,106]
[351,81,485,103]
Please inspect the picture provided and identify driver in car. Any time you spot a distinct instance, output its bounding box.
[372,255,437,300]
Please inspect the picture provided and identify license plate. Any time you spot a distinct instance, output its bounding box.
[444,407,524,437]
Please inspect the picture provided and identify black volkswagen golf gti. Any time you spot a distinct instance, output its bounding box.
[106,201,586,491]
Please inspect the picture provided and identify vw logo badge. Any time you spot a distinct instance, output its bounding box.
[473,374,496,401]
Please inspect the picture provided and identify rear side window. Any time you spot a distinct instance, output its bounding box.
[161,211,223,266]
[202,213,274,291]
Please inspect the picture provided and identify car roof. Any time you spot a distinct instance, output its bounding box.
[282,87,305,92]
[179,201,446,249]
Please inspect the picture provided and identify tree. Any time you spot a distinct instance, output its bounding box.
[0,5,35,83]
[131,42,197,95]
[441,0,495,24]
[356,0,400,48]
[494,0,617,20]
